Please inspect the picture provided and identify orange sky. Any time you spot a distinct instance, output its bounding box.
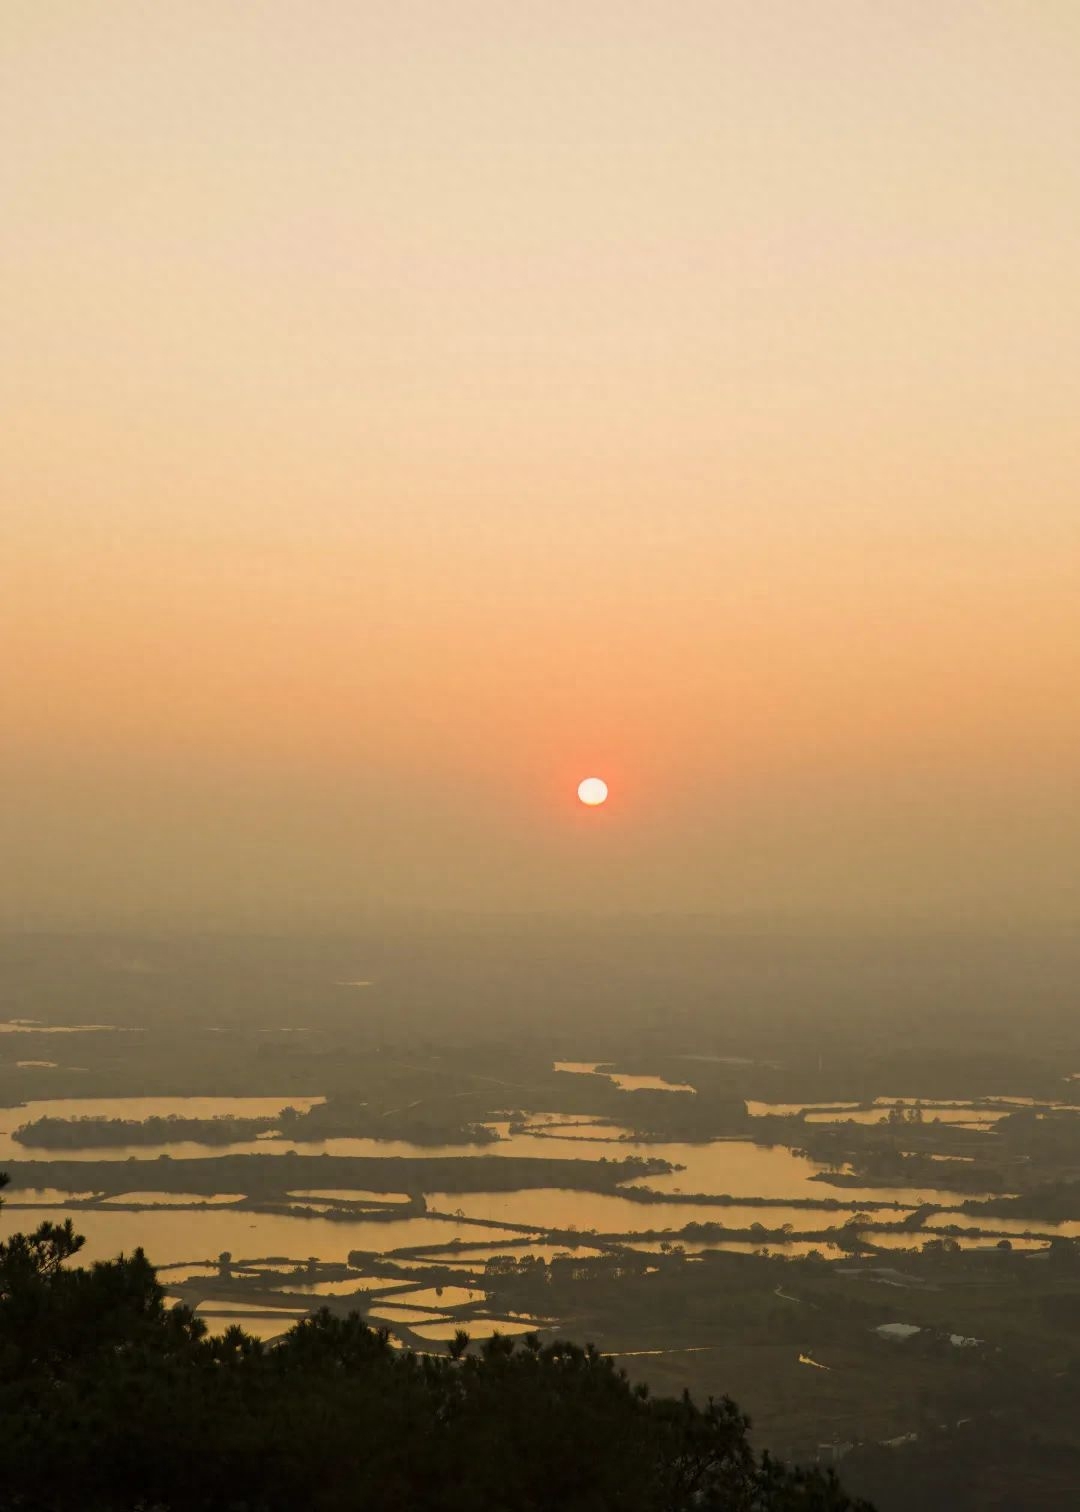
[4,2,1080,925]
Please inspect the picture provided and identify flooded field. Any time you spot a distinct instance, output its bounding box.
[410,1318,542,1342]
[194,1299,308,1316]
[632,1139,976,1205]
[801,1107,1008,1127]
[863,1231,1053,1252]
[553,1063,694,1093]
[3,1187,101,1205]
[0,1092,1010,1214]
[0,1081,1053,1294]
[426,1188,887,1235]
[100,1191,247,1206]
[746,1102,861,1117]
[401,1285,486,1308]
[747,1094,1080,1127]
[289,1189,411,1204]
[367,1306,455,1325]
[926,1212,1080,1238]
[0,1206,524,1268]
[192,1311,298,1342]
[269,1276,408,1296]
[0,1096,326,1162]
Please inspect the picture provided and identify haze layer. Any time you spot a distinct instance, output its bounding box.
[5,2,1079,924]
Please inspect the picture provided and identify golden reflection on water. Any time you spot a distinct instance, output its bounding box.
[368,1306,457,1325]
[100,1191,246,1206]
[927,1212,1080,1236]
[195,1314,296,1342]
[270,1276,405,1295]
[863,1231,1051,1251]
[288,1189,411,1204]
[194,1300,307,1316]
[410,1319,542,1342]
[426,1189,879,1234]
[0,1095,324,1162]
[553,1062,693,1093]
[2,1188,101,1205]
[399,1285,486,1307]
[0,1207,521,1267]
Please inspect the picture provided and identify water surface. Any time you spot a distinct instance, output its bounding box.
[553,1062,693,1093]
[100,1191,246,1206]
[410,1318,542,1341]
[426,1189,888,1235]
[270,1276,407,1296]
[0,1207,525,1268]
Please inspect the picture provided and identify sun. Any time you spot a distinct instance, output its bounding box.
[577,776,609,807]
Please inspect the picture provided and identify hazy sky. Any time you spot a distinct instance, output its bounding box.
[4,2,1079,926]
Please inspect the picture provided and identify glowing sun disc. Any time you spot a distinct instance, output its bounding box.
[577,777,609,806]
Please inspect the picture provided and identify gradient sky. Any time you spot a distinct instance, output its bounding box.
[4,2,1079,926]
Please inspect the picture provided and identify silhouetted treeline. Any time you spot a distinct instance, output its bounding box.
[13,1113,279,1148]
[0,1179,869,1511]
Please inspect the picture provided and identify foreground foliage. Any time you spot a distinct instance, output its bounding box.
[0,1179,869,1511]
